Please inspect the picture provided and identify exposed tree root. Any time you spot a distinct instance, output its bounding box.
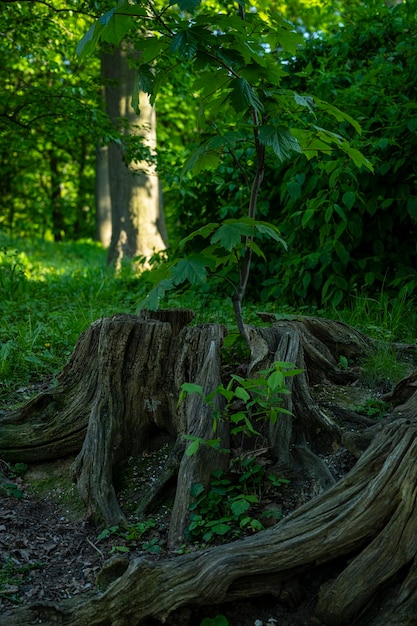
[2,313,417,625]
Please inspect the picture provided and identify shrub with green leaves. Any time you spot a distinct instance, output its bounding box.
[187,463,287,544]
[179,361,303,457]
[259,1,417,308]
[79,0,370,334]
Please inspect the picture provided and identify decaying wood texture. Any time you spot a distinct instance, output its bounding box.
[5,416,417,626]
[2,311,417,625]
[0,310,227,531]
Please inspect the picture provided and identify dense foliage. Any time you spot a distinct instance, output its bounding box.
[263,0,417,307]
[0,0,416,310]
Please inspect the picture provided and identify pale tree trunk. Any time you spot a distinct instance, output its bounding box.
[95,144,112,248]
[101,46,167,269]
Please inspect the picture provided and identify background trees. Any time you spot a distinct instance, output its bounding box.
[1,0,416,306]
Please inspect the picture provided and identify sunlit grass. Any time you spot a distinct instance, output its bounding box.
[1,232,416,406]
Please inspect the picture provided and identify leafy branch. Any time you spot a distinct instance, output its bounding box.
[78,0,373,340]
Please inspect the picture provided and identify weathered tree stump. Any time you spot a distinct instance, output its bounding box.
[0,310,228,533]
[2,311,417,625]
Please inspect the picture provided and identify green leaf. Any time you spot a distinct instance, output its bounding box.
[230,498,250,516]
[254,222,287,250]
[342,190,356,210]
[258,125,302,162]
[77,22,104,59]
[314,97,362,135]
[190,483,205,497]
[186,439,201,457]
[294,93,315,113]
[180,223,219,248]
[138,278,174,311]
[211,523,231,536]
[171,254,213,286]
[176,0,202,11]
[234,386,250,402]
[229,78,264,114]
[100,13,135,46]
[245,239,266,259]
[182,145,222,175]
[170,30,199,60]
[340,143,373,171]
[210,220,254,251]
[407,198,417,219]
[301,208,315,227]
[268,370,284,391]
[178,383,203,406]
[135,65,155,100]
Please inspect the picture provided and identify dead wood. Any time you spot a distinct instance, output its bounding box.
[0,311,227,530]
[5,416,417,626]
[3,312,417,626]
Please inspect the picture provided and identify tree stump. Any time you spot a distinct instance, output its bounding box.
[0,310,228,533]
[2,312,417,625]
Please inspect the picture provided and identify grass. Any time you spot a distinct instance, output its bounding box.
[1,231,416,406]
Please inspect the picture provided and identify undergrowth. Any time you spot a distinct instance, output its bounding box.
[1,232,416,406]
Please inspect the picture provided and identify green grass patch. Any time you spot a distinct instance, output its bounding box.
[1,232,416,406]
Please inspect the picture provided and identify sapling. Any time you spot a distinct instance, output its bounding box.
[78,0,372,341]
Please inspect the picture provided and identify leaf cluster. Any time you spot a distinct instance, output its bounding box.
[179,361,302,457]
[187,461,287,544]
[258,1,417,307]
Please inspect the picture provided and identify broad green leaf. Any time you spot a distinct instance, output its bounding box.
[211,523,231,536]
[302,208,315,227]
[254,222,287,250]
[234,386,250,402]
[334,204,347,221]
[294,93,315,113]
[314,97,362,135]
[98,7,116,26]
[230,498,250,516]
[138,278,174,311]
[258,125,302,162]
[268,370,284,391]
[340,142,374,172]
[193,70,230,100]
[407,198,417,219]
[171,254,213,286]
[100,13,135,45]
[134,65,155,101]
[274,24,303,55]
[185,439,200,457]
[229,78,264,114]
[210,220,254,251]
[77,22,104,59]
[176,0,202,11]
[190,483,205,497]
[179,223,219,248]
[182,145,222,175]
[245,239,265,259]
[342,191,355,210]
[136,37,167,64]
[170,30,199,60]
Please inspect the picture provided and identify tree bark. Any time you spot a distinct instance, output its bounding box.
[2,314,417,625]
[95,143,112,247]
[101,46,167,269]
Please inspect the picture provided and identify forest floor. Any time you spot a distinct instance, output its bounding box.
[0,416,357,626]
[0,460,334,626]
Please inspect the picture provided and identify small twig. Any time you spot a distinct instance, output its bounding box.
[86,537,104,559]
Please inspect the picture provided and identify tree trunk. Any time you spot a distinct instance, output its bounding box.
[101,47,167,269]
[95,144,112,247]
[2,313,417,625]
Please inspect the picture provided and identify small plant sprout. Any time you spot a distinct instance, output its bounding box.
[179,361,302,456]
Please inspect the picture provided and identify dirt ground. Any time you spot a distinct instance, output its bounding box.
[0,437,356,626]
